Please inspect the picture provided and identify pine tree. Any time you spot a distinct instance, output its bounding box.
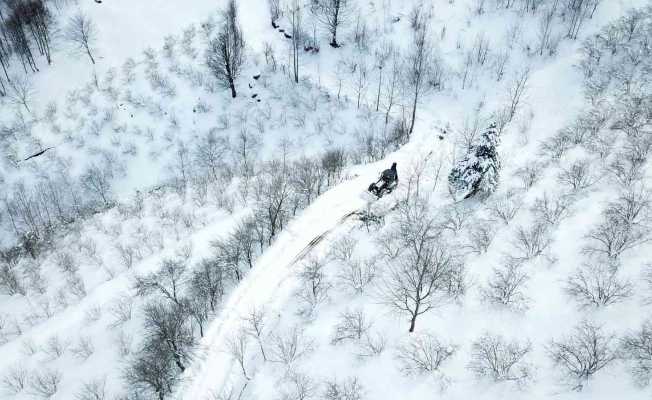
[448,122,500,199]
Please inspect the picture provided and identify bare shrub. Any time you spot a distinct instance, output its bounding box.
[548,321,618,390]
[539,131,572,160]
[43,335,69,360]
[583,189,651,259]
[278,372,317,400]
[225,329,250,380]
[557,159,598,192]
[134,258,187,306]
[531,192,575,226]
[565,262,633,308]
[396,332,456,376]
[2,365,29,395]
[71,336,95,361]
[243,307,268,361]
[297,258,332,315]
[330,308,372,345]
[621,321,652,387]
[329,235,357,264]
[269,326,314,369]
[75,377,107,400]
[488,190,523,225]
[465,220,497,254]
[355,331,387,360]
[439,203,474,234]
[28,368,62,399]
[513,162,545,190]
[336,258,376,295]
[323,377,363,400]
[468,333,533,385]
[480,258,530,312]
[109,295,133,327]
[512,222,551,260]
[54,251,78,274]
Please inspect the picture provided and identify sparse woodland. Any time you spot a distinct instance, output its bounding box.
[0,0,651,399]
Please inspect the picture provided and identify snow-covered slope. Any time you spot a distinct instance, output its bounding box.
[1,0,651,399]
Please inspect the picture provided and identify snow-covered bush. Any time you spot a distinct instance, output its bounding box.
[564,262,633,308]
[395,332,456,376]
[480,258,530,312]
[621,321,652,387]
[468,333,533,385]
[547,320,618,390]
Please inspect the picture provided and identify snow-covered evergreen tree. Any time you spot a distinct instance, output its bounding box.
[448,122,501,199]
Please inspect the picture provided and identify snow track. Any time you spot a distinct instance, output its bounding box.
[176,176,372,399]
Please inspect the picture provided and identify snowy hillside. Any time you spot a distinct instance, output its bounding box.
[1,0,651,400]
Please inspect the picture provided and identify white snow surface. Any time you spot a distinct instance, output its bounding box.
[1,0,651,399]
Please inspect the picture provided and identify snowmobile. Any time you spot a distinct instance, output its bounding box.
[367,163,398,199]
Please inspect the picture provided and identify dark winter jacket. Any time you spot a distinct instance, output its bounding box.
[381,163,398,183]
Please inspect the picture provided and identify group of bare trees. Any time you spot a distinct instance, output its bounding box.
[0,1,98,97]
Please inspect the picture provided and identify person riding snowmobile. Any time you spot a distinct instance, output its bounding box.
[368,162,398,197]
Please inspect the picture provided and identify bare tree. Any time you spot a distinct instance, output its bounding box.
[75,377,107,400]
[279,372,317,400]
[0,262,25,295]
[267,0,282,27]
[142,301,195,372]
[6,73,34,113]
[621,321,652,387]
[480,258,530,312]
[287,0,303,84]
[65,12,97,64]
[355,330,387,360]
[28,368,62,399]
[207,0,245,97]
[487,190,523,225]
[557,159,598,192]
[225,328,251,380]
[323,377,363,400]
[336,258,376,295]
[312,0,351,48]
[564,261,633,308]
[531,192,575,226]
[507,68,530,123]
[243,306,268,361]
[189,258,225,313]
[70,335,95,361]
[395,332,456,376]
[124,340,179,400]
[468,333,533,385]
[381,236,464,332]
[583,189,651,259]
[512,222,551,260]
[330,308,372,345]
[548,320,618,390]
[134,258,187,306]
[269,326,314,369]
[2,365,29,395]
[406,10,432,136]
[80,163,114,207]
[465,220,497,254]
[297,258,332,315]
[381,198,464,332]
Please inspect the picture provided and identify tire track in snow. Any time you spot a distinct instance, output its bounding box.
[176,180,368,400]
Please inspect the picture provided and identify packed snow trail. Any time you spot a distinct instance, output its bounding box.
[177,176,372,399]
[176,128,449,399]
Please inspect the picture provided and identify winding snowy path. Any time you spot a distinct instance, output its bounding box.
[177,173,372,399]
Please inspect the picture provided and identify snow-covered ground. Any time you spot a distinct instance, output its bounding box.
[1,0,651,399]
